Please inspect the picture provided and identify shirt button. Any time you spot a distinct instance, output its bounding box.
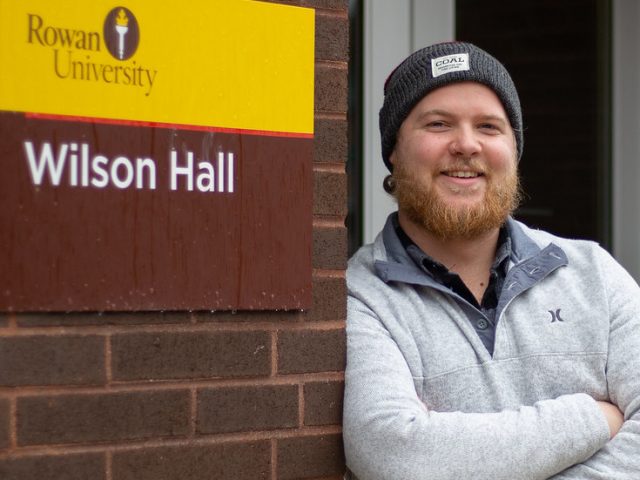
[477,319,489,330]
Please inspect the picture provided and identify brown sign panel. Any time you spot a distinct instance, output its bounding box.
[0,113,312,311]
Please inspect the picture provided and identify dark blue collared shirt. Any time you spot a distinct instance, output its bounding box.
[394,216,511,346]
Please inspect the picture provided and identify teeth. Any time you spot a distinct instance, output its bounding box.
[447,171,479,178]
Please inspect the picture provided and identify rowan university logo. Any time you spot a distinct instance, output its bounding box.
[103,7,139,60]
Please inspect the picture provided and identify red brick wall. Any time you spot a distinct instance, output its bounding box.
[0,1,349,478]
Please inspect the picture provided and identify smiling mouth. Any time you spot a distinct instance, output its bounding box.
[443,171,483,178]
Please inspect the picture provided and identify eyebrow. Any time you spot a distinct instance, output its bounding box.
[414,109,452,122]
[476,114,508,126]
[414,109,508,126]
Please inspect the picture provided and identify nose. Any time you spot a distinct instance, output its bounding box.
[448,125,480,158]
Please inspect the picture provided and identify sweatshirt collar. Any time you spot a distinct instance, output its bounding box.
[375,213,566,286]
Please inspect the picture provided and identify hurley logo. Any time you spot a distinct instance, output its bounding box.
[548,309,564,323]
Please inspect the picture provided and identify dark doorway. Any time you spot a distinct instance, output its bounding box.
[457,0,612,247]
[348,0,364,256]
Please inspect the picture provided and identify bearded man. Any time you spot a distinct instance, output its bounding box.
[344,42,640,479]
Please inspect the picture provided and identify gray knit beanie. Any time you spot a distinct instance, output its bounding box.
[380,41,523,171]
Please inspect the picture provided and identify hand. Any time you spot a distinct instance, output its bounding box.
[596,401,624,439]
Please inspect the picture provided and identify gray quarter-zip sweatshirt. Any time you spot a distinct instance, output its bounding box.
[344,215,640,479]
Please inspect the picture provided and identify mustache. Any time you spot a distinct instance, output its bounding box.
[393,161,490,188]
[439,159,488,175]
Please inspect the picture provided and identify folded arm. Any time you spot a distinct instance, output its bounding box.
[343,297,610,480]
[550,250,640,479]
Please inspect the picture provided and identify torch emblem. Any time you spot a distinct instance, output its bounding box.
[104,6,139,61]
[114,9,129,60]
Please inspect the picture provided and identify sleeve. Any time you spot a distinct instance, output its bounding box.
[343,294,610,480]
[550,249,640,479]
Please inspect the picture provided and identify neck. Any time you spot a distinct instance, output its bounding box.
[398,210,501,303]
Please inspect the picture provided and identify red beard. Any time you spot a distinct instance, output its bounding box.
[393,159,522,240]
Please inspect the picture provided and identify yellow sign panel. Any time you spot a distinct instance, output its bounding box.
[0,0,315,135]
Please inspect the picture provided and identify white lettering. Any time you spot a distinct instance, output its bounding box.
[91,155,109,188]
[81,143,90,186]
[170,150,193,191]
[23,140,235,194]
[136,157,156,190]
[228,152,234,193]
[24,141,68,186]
[217,151,224,193]
[69,142,78,186]
[196,161,215,192]
[111,156,134,189]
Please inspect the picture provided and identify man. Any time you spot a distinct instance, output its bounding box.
[344,42,639,479]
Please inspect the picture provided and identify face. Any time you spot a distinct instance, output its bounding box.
[390,81,521,240]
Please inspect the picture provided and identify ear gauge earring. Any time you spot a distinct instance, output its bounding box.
[383,174,396,194]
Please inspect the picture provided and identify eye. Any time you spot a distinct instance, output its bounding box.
[425,120,449,130]
[478,122,501,133]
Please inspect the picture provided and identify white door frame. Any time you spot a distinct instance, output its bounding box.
[363,0,455,243]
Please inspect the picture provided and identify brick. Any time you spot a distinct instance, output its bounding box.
[0,453,105,480]
[301,0,348,9]
[314,118,347,164]
[278,329,345,374]
[315,64,348,114]
[0,335,105,387]
[313,225,347,270]
[17,390,189,446]
[308,275,346,322]
[304,380,344,426]
[277,434,345,479]
[315,14,349,62]
[0,397,9,449]
[314,170,347,217]
[197,384,298,434]
[192,310,300,323]
[112,331,270,381]
[113,441,270,480]
[16,311,190,327]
